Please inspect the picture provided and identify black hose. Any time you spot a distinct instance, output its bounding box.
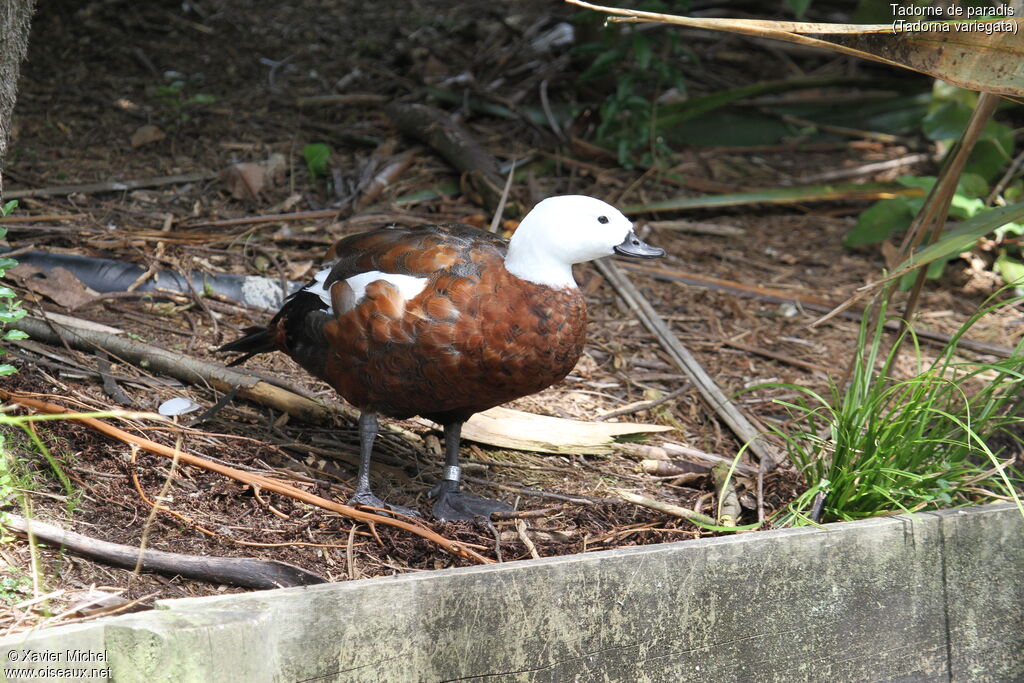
[3,249,301,310]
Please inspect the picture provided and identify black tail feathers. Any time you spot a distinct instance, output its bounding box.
[218,326,276,367]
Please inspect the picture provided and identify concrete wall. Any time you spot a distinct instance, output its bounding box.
[2,503,1021,682]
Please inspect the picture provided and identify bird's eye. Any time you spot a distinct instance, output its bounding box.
[597,215,609,224]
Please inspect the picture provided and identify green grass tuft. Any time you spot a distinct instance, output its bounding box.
[762,293,1024,525]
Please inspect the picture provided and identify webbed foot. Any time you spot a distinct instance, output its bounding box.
[348,489,421,519]
[428,480,512,522]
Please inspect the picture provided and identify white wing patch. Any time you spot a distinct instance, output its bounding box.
[302,267,428,314]
[305,267,335,309]
[344,271,429,304]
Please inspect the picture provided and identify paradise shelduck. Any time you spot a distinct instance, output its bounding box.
[220,195,664,521]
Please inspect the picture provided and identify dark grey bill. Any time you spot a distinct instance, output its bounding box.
[613,231,665,258]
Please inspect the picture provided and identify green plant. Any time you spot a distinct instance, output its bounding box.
[574,1,692,167]
[923,83,1015,183]
[0,566,34,605]
[0,413,77,508]
[761,294,1024,525]
[845,174,1024,286]
[1,200,28,376]
[153,74,216,126]
[845,83,1022,286]
[303,143,331,180]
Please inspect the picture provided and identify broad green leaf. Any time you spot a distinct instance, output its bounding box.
[302,143,331,180]
[995,221,1024,239]
[0,308,26,323]
[846,198,915,246]
[966,137,1013,182]
[891,200,1024,279]
[994,251,1024,285]
[790,91,931,136]
[957,173,990,199]
[949,193,985,219]
[566,1,1024,96]
[922,101,972,140]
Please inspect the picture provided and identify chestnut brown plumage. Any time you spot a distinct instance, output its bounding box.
[221,195,663,520]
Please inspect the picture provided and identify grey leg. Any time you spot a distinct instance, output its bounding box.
[428,421,512,522]
[347,412,419,517]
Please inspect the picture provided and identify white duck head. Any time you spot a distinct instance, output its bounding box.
[504,195,663,288]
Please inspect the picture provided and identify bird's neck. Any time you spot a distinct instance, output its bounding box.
[504,238,577,289]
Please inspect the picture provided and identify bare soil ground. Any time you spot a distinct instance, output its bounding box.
[1,0,1020,633]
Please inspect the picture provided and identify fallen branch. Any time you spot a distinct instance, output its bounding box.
[1,513,327,589]
[638,459,708,481]
[4,172,215,200]
[385,102,507,212]
[794,152,930,184]
[11,315,346,425]
[596,259,782,468]
[355,147,420,211]
[0,390,493,565]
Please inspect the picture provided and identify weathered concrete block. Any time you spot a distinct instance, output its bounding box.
[1,503,1020,682]
[0,622,109,682]
[940,505,1024,682]
[104,609,274,683]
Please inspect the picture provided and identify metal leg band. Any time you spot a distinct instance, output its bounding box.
[442,465,462,483]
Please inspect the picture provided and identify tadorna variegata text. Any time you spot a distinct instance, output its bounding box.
[220,195,664,521]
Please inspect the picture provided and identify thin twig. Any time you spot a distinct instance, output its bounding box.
[489,158,517,233]
[615,490,718,526]
[135,434,183,574]
[659,443,759,475]
[515,519,541,560]
[795,153,930,185]
[346,524,360,580]
[0,213,86,223]
[594,385,688,421]
[987,147,1024,205]
[712,462,740,527]
[896,93,1000,347]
